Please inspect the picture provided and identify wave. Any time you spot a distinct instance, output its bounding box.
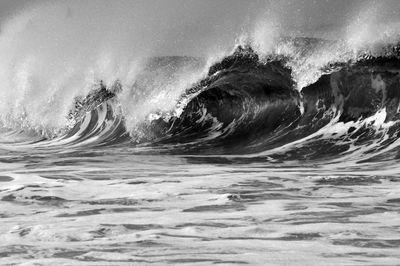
[139,43,400,161]
[4,39,397,164]
[1,1,400,162]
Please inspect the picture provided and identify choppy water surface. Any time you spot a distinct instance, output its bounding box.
[1,145,400,265]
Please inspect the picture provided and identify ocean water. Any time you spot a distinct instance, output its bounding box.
[1,144,400,265]
[2,0,400,265]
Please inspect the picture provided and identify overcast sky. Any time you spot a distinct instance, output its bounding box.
[0,0,399,55]
[1,1,398,26]
[1,1,399,32]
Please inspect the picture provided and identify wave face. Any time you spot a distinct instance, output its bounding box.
[4,41,397,165]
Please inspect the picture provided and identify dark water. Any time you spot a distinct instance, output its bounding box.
[2,41,400,265]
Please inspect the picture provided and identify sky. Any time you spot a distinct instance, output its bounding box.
[0,0,399,55]
[0,0,35,23]
[1,1,399,32]
[0,1,398,30]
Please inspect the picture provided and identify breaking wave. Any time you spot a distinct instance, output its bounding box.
[1,0,400,163]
